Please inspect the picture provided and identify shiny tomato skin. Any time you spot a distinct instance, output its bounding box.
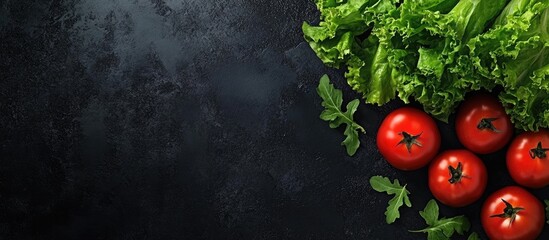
[377,107,440,170]
[507,130,549,188]
[481,186,544,240]
[428,149,487,207]
[456,93,512,154]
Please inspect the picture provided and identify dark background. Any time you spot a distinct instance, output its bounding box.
[1,0,548,239]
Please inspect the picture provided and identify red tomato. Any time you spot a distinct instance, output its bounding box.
[507,130,549,188]
[481,186,544,240]
[428,149,487,207]
[456,93,512,154]
[377,107,440,170]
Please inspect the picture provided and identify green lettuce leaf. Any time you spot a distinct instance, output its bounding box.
[303,30,357,67]
[302,0,380,67]
[468,0,549,83]
[304,0,549,131]
[499,63,549,130]
[345,36,398,105]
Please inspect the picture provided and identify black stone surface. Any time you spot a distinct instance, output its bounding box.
[1,0,548,239]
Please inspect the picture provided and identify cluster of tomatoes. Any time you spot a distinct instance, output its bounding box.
[376,93,549,240]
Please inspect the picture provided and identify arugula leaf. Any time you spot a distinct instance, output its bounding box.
[369,176,412,224]
[545,200,549,224]
[317,74,365,156]
[468,232,480,240]
[410,199,470,240]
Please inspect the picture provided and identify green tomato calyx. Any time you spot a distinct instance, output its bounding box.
[490,199,525,225]
[448,162,464,184]
[529,142,549,159]
[477,117,501,132]
[397,131,422,153]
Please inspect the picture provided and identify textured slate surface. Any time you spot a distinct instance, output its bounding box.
[1,0,548,239]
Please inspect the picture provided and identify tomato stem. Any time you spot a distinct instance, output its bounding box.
[477,117,501,132]
[490,199,525,224]
[529,141,549,159]
[448,162,464,184]
[397,131,422,153]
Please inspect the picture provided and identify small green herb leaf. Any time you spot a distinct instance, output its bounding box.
[467,232,480,240]
[317,74,365,156]
[545,200,549,224]
[369,176,411,224]
[419,199,439,226]
[410,199,471,240]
